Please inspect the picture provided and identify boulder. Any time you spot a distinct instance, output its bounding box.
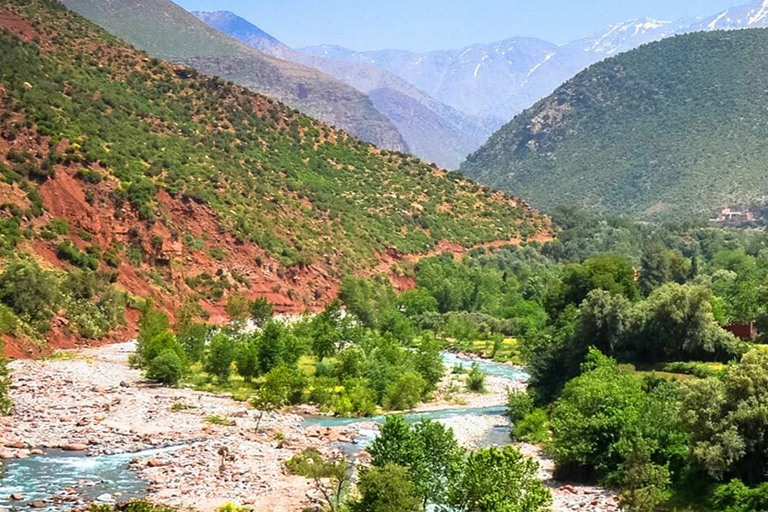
[61,443,89,451]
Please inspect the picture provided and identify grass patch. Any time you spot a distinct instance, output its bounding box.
[205,414,234,426]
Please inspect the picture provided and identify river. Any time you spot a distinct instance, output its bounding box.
[0,352,527,509]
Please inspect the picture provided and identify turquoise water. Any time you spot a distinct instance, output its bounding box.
[441,351,530,381]
[0,446,182,510]
[303,404,508,428]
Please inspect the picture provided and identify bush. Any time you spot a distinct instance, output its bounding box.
[465,363,486,393]
[57,240,99,270]
[138,331,186,368]
[514,409,550,443]
[711,479,768,512]
[146,350,184,385]
[383,371,426,411]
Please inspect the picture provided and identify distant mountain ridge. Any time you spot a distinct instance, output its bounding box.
[460,28,768,219]
[193,10,489,169]
[301,0,768,156]
[59,0,409,153]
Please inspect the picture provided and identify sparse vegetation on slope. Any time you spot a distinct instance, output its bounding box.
[0,0,547,354]
[59,0,409,152]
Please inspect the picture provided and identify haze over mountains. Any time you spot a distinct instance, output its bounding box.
[193,10,491,169]
[302,0,768,130]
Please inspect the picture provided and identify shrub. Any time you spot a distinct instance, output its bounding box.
[383,371,426,411]
[146,350,184,385]
[465,363,486,393]
[57,240,99,270]
[448,446,552,511]
[0,356,11,415]
[138,331,186,368]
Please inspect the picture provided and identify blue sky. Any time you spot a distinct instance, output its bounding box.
[174,0,743,51]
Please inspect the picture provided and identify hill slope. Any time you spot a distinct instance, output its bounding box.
[461,29,768,218]
[0,0,548,353]
[58,0,408,152]
[193,10,488,169]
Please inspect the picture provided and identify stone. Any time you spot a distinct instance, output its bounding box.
[95,493,114,502]
[0,451,16,459]
[61,443,89,451]
[27,502,46,508]
[147,458,168,467]
[9,494,24,501]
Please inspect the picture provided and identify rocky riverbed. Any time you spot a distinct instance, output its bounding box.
[0,342,619,511]
[0,342,361,510]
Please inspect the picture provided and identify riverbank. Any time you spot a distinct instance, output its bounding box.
[0,342,349,510]
[1,342,619,511]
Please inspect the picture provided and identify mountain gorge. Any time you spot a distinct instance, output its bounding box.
[58,0,409,153]
[0,0,548,354]
[193,11,490,169]
[461,28,768,218]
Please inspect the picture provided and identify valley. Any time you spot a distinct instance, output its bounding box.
[2,0,768,511]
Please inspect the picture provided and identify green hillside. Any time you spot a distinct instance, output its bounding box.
[0,0,547,349]
[461,29,768,219]
[59,0,409,152]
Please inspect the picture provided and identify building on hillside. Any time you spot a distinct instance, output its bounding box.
[724,322,758,342]
[715,208,754,223]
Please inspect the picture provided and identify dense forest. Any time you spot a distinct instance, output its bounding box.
[462,28,768,220]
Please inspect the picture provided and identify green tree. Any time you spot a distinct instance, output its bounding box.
[413,333,444,393]
[225,292,250,323]
[639,244,690,296]
[550,349,648,479]
[235,338,259,382]
[633,283,739,363]
[549,255,639,317]
[679,349,768,484]
[349,463,421,512]
[204,333,236,382]
[448,446,552,512]
[575,289,632,356]
[249,297,273,328]
[258,320,287,374]
[368,416,464,508]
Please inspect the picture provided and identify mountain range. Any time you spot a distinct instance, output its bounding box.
[300,0,768,157]
[460,28,768,219]
[57,0,768,170]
